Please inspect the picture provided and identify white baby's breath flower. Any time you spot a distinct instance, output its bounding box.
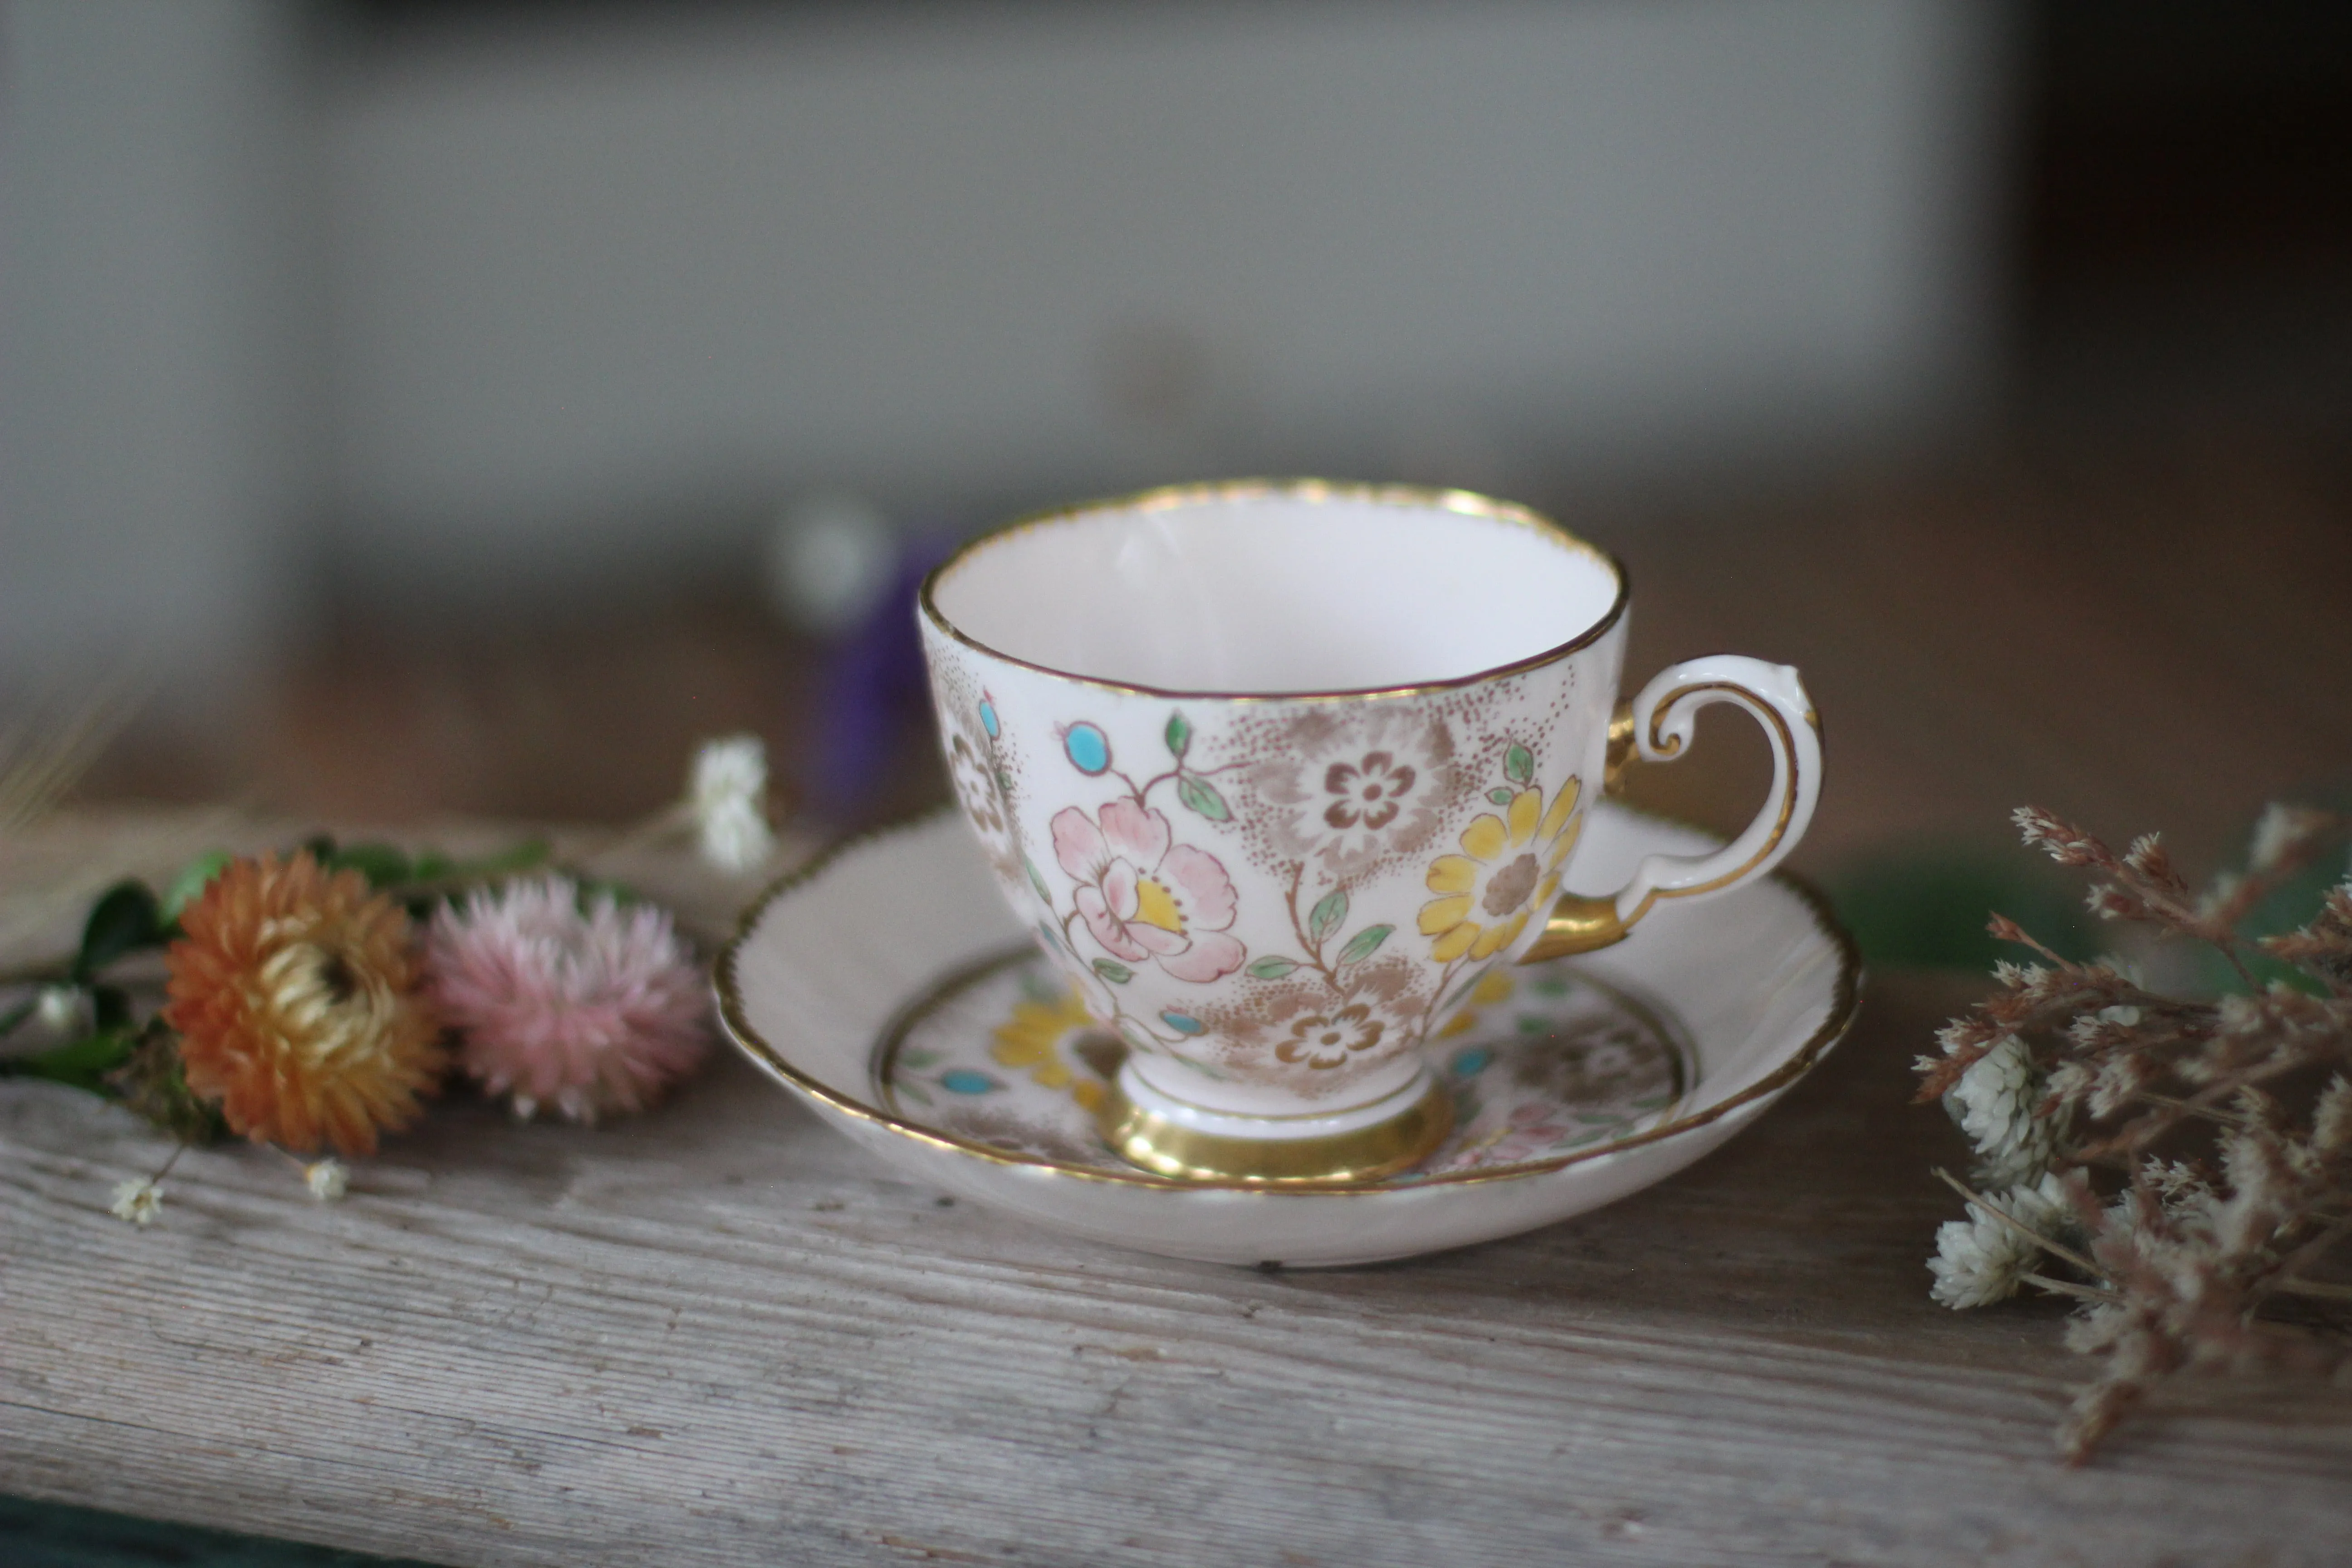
[1947,1035,2058,1186]
[689,735,777,875]
[2315,1074,2352,1154]
[35,984,82,1034]
[304,1159,349,1202]
[2248,803,2331,875]
[1929,1173,2068,1309]
[109,1178,162,1227]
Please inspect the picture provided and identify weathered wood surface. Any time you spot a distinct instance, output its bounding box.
[3,815,2348,1567]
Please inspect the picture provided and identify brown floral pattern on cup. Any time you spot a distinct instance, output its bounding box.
[1230,703,1470,882]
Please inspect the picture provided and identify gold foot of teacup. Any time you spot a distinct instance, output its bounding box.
[1098,1063,1453,1185]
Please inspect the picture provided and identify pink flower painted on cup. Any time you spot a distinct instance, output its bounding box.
[1051,798,1246,984]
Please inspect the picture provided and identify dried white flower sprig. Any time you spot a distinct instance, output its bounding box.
[688,735,778,874]
[1917,803,2352,1461]
[596,734,782,876]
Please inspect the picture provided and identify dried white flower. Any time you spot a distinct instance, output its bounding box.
[689,735,777,874]
[1947,1035,2058,1186]
[35,985,82,1034]
[2315,1074,2352,1154]
[109,1178,162,1227]
[2197,872,2246,919]
[1929,1173,2068,1309]
[2249,804,2332,875]
[304,1159,349,1202]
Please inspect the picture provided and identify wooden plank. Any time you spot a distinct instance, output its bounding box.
[6,951,2347,1567]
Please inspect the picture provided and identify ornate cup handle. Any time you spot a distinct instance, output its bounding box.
[1523,654,1821,959]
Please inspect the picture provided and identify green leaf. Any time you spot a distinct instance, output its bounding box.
[327,842,413,889]
[1336,924,1394,966]
[72,882,162,983]
[1026,858,1054,907]
[1092,958,1135,985]
[1827,847,2098,973]
[1308,890,1350,946]
[1165,711,1193,758]
[1176,774,1232,823]
[157,850,233,924]
[1504,744,1534,787]
[1487,788,1515,806]
[1246,956,1301,980]
[0,1027,137,1094]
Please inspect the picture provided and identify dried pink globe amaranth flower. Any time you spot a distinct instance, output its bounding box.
[425,877,710,1123]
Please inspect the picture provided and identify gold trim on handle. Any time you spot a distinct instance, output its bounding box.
[1519,892,1630,960]
[1603,700,1637,795]
[1640,681,1809,901]
[1519,678,1814,960]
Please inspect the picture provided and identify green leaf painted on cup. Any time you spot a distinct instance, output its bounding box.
[1025,857,1054,907]
[1488,787,1515,806]
[1336,924,1394,966]
[1308,889,1349,946]
[1504,744,1534,788]
[1092,958,1135,985]
[1246,956,1300,980]
[1165,711,1192,758]
[1176,774,1231,822]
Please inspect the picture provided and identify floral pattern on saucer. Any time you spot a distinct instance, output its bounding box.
[877,947,1693,1182]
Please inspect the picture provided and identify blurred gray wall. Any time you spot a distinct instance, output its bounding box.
[1,0,315,692]
[3,0,2010,679]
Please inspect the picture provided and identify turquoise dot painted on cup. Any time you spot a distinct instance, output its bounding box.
[1063,722,1111,775]
[1450,1047,1493,1078]
[939,1070,999,1095]
[978,698,1000,740]
[1160,1011,1205,1035]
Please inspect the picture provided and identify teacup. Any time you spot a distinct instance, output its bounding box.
[918,480,1819,1184]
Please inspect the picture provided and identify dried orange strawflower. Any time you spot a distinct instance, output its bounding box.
[165,851,445,1156]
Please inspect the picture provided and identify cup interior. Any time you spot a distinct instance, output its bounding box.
[925,485,1622,696]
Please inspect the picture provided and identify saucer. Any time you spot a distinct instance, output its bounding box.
[717,805,1860,1267]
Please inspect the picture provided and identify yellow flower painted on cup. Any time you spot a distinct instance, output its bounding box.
[990,986,1107,1112]
[1419,775,1583,963]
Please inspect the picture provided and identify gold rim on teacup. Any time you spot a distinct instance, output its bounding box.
[917,477,1631,705]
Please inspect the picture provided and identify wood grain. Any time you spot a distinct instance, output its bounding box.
[3,828,2347,1567]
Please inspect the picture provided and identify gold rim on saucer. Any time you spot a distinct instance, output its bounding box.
[715,806,1864,1197]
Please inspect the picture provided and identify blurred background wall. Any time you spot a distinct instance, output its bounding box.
[2,0,2009,674]
[4,0,2347,838]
